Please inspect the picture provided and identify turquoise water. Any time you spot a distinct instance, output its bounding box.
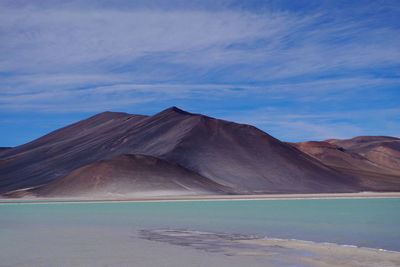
[0,198,81,202]
[1,198,399,251]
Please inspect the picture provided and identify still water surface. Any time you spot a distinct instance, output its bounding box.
[1,198,399,251]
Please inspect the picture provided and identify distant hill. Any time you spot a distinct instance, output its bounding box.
[1,107,399,198]
[288,136,400,191]
[326,136,400,172]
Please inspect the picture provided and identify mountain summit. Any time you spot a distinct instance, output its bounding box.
[1,107,399,197]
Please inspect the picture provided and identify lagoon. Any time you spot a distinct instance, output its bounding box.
[1,198,399,266]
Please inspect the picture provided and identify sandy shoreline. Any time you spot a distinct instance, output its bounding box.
[0,192,399,204]
[136,229,400,267]
[237,238,400,267]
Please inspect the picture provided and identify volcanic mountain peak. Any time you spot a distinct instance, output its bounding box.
[1,108,400,197]
[94,107,192,119]
[165,106,193,115]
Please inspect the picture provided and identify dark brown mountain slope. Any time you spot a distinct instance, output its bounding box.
[6,154,230,198]
[150,109,358,193]
[1,107,398,197]
[0,111,147,192]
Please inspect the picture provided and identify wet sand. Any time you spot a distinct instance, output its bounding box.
[2,225,399,267]
[139,229,400,267]
[238,238,400,267]
[1,192,399,204]
[1,226,283,267]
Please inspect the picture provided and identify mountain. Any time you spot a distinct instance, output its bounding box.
[288,141,388,173]
[326,136,400,173]
[5,154,230,198]
[288,137,400,191]
[1,107,399,198]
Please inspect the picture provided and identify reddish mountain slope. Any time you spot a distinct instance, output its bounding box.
[326,136,400,173]
[289,137,400,191]
[288,141,387,173]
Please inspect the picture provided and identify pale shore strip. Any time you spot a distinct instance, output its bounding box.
[0,192,399,205]
[237,238,400,267]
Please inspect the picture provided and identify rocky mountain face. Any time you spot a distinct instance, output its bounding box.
[1,107,399,197]
[326,136,400,173]
[288,136,400,191]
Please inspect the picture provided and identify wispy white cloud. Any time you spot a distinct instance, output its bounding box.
[0,1,399,144]
[0,82,259,112]
[1,76,398,113]
[0,8,279,72]
[223,108,400,141]
[1,3,398,78]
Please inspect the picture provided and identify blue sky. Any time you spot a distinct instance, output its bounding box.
[1,0,399,146]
